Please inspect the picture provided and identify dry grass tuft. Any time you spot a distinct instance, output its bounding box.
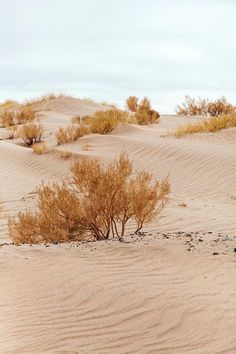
[18,123,44,146]
[56,124,90,145]
[23,93,65,107]
[176,96,236,117]
[16,107,36,124]
[0,111,15,127]
[126,96,160,125]
[9,153,170,244]
[90,109,129,134]
[173,114,236,137]
[32,142,48,154]
[0,99,19,110]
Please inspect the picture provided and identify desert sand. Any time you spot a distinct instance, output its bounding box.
[0,96,235,354]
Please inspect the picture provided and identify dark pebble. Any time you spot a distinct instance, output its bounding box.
[213,252,219,255]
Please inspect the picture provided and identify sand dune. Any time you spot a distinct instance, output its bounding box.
[0,98,235,353]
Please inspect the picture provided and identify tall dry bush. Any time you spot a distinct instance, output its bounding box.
[18,123,44,146]
[126,96,160,125]
[173,114,236,137]
[0,111,15,127]
[9,153,170,244]
[126,96,139,112]
[16,107,35,124]
[90,109,129,134]
[56,124,90,145]
[176,95,236,116]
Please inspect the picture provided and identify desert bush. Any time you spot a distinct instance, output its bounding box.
[16,107,35,124]
[9,153,170,244]
[32,142,47,154]
[0,111,15,127]
[126,96,160,125]
[126,96,139,112]
[18,123,44,146]
[0,99,19,110]
[207,96,235,117]
[173,114,236,137]
[176,95,236,116]
[5,126,18,139]
[90,109,129,134]
[56,124,90,145]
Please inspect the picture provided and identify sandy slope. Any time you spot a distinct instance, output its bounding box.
[0,98,235,353]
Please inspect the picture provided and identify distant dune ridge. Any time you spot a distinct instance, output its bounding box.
[0,95,235,353]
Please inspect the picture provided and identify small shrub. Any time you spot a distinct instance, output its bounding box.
[126,96,160,125]
[16,107,36,124]
[0,111,15,127]
[0,99,19,110]
[18,123,44,146]
[32,142,47,154]
[56,124,90,145]
[207,96,235,117]
[126,96,139,112]
[5,126,18,140]
[176,95,236,117]
[90,109,129,134]
[173,114,236,137]
[9,153,170,244]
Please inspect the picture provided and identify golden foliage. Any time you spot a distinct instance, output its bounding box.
[126,96,139,112]
[18,123,44,146]
[0,111,15,127]
[176,96,236,117]
[56,124,90,145]
[126,96,160,125]
[32,142,48,154]
[9,153,170,244]
[90,109,129,134]
[173,114,236,137]
[16,107,36,124]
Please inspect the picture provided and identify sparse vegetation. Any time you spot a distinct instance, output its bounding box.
[126,96,160,125]
[18,123,44,146]
[173,114,236,137]
[90,109,129,134]
[176,96,236,117]
[56,124,90,145]
[32,142,48,154]
[0,110,15,127]
[16,107,36,124]
[24,93,64,107]
[9,153,170,244]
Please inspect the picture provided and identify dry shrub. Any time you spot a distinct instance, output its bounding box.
[90,109,129,134]
[9,153,170,244]
[56,124,90,145]
[16,107,35,124]
[176,95,236,116]
[207,97,235,117]
[0,99,19,110]
[126,96,160,125]
[5,126,18,140]
[18,123,44,146]
[126,96,139,112]
[0,111,15,127]
[173,114,236,137]
[32,142,47,154]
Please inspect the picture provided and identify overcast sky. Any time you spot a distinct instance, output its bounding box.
[0,0,235,113]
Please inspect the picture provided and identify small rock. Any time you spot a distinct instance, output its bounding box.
[213,252,219,255]
[198,238,203,242]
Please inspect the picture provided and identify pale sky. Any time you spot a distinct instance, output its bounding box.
[0,0,235,113]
